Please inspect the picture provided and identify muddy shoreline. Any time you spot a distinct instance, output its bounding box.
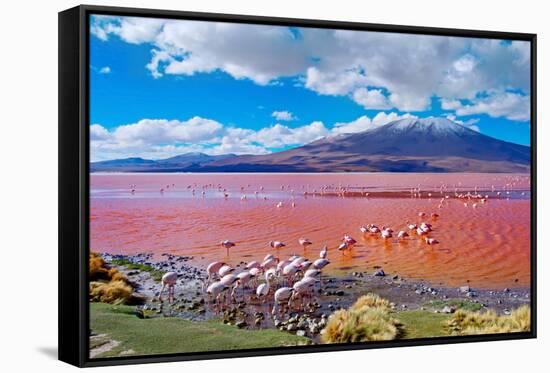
[97,252,531,342]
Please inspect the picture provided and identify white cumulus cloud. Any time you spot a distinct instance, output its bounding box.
[271,110,297,121]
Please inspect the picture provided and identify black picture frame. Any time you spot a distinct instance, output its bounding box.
[58,4,537,367]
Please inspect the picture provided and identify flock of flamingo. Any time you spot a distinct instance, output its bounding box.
[152,177,528,319]
[158,205,447,316]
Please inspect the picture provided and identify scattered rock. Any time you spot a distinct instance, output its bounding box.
[296,330,306,337]
[459,285,471,293]
[374,269,386,277]
[441,306,455,314]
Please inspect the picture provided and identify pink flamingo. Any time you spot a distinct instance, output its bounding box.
[246,261,261,270]
[159,272,177,303]
[298,238,313,250]
[206,281,228,310]
[343,234,357,246]
[261,256,279,270]
[313,258,330,270]
[270,240,286,250]
[397,231,409,240]
[424,237,440,245]
[282,263,302,286]
[218,265,234,278]
[320,245,328,259]
[205,261,226,287]
[272,287,294,315]
[381,229,393,240]
[338,241,350,254]
[291,277,317,310]
[220,240,236,255]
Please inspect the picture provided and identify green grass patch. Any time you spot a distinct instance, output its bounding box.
[397,310,451,339]
[110,259,165,281]
[90,303,310,358]
[425,298,483,312]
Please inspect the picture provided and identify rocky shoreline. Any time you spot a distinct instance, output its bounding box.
[98,252,531,342]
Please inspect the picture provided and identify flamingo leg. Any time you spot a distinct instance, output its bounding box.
[159,283,166,302]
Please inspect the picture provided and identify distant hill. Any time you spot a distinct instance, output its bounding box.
[90,152,237,172]
[91,118,530,173]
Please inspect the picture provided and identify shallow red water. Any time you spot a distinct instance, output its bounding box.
[90,173,531,289]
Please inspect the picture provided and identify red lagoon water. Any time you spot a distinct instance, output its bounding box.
[90,173,531,289]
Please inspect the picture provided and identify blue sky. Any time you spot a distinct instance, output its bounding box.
[89,15,531,161]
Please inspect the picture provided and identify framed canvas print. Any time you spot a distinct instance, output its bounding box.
[58,4,537,367]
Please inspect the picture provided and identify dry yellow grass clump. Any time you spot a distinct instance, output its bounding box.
[321,293,402,343]
[446,306,531,335]
[89,253,136,304]
[90,280,134,304]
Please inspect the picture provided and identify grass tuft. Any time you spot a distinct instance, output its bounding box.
[90,280,135,305]
[110,258,165,281]
[89,253,141,305]
[321,293,402,343]
[445,306,531,335]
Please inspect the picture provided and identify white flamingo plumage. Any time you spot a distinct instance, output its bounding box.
[218,265,234,278]
[159,272,178,302]
[298,238,312,250]
[272,287,294,314]
[270,240,286,249]
[220,240,236,255]
[320,245,328,259]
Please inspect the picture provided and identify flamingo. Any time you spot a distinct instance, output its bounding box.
[416,227,428,236]
[381,229,393,240]
[425,237,440,245]
[420,222,433,232]
[159,272,178,303]
[246,261,261,270]
[206,281,228,309]
[418,212,426,217]
[407,223,418,230]
[272,287,294,315]
[205,261,226,286]
[218,265,234,277]
[276,202,283,208]
[298,238,313,250]
[338,241,350,253]
[343,235,357,246]
[270,240,286,250]
[282,263,302,286]
[261,256,279,270]
[369,225,381,234]
[304,268,321,279]
[313,258,330,270]
[256,282,270,301]
[320,245,328,259]
[249,267,261,287]
[397,231,409,240]
[360,226,369,234]
[220,240,236,255]
[292,277,317,310]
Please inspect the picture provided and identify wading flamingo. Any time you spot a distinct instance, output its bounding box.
[272,287,294,315]
[220,240,236,255]
[270,240,286,250]
[298,238,313,250]
[159,272,178,303]
[424,237,440,245]
[320,245,328,259]
[206,261,226,284]
[218,265,234,278]
[397,231,409,240]
[206,281,228,310]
